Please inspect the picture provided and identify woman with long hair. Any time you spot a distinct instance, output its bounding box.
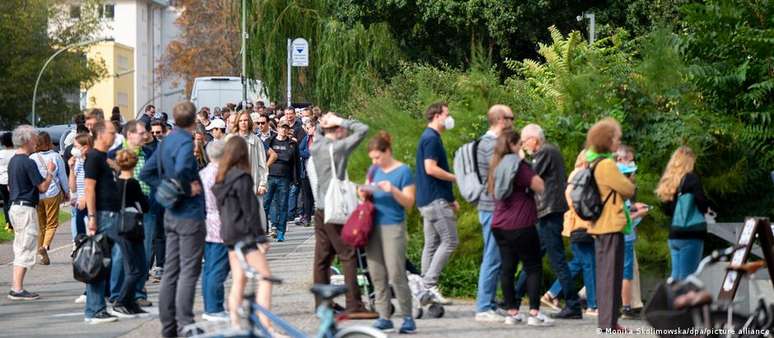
[211,137,275,330]
[230,111,271,199]
[31,131,69,265]
[487,131,551,326]
[655,146,709,281]
[584,118,635,331]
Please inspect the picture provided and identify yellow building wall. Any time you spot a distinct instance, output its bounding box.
[85,42,134,121]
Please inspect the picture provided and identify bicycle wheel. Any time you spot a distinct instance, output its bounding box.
[334,326,388,338]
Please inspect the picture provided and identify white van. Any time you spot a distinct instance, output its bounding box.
[190,77,269,110]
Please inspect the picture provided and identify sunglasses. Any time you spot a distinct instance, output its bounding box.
[257,121,267,125]
[152,131,163,135]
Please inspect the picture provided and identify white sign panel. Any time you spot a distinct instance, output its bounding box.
[291,38,309,67]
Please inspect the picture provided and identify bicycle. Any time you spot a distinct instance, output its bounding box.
[644,246,774,338]
[189,240,387,338]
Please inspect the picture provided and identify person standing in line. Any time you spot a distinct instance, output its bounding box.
[206,119,227,141]
[474,105,514,322]
[199,140,231,322]
[229,111,274,207]
[83,120,121,323]
[150,120,167,142]
[283,108,306,224]
[584,118,635,331]
[7,125,56,301]
[139,105,156,132]
[296,117,317,227]
[255,114,276,144]
[656,146,709,282]
[31,131,69,266]
[110,149,150,318]
[310,112,375,318]
[0,132,15,230]
[145,119,167,283]
[415,102,458,305]
[140,101,207,337]
[263,120,297,241]
[487,131,553,326]
[514,124,582,319]
[359,131,417,334]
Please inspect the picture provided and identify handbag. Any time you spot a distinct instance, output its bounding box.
[119,180,145,242]
[72,233,111,283]
[671,177,706,233]
[323,144,359,224]
[342,166,377,248]
[154,140,185,209]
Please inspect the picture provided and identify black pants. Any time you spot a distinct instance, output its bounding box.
[0,184,10,227]
[493,227,542,311]
[300,177,314,222]
[595,233,624,329]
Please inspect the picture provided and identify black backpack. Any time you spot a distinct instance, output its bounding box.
[570,158,615,221]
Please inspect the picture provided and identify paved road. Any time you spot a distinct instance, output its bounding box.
[0,220,656,338]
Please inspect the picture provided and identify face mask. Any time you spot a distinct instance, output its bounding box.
[302,116,311,125]
[71,147,82,159]
[443,116,455,130]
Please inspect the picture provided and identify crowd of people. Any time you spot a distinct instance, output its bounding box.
[0,99,712,336]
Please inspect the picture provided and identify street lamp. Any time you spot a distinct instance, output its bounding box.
[31,37,114,128]
[576,12,596,44]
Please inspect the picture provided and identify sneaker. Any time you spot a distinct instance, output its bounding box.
[135,299,152,307]
[475,310,505,322]
[373,318,395,333]
[504,313,525,325]
[550,307,583,319]
[540,293,560,311]
[621,307,638,320]
[427,286,451,305]
[8,290,40,301]
[128,304,149,317]
[38,247,50,265]
[399,317,416,334]
[108,304,137,318]
[84,311,118,324]
[203,311,230,322]
[277,233,285,242]
[75,294,87,304]
[585,308,598,317]
[527,312,554,327]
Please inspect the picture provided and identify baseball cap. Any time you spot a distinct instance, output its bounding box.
[206,119,226,130]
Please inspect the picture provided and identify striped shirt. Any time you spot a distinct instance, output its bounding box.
[75,158,86,199]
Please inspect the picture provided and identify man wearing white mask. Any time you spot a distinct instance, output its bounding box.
[415,101,458,305]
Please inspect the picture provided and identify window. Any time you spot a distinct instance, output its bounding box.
[98,4,115,20]
[117,92,129,107]
[69,5,81,19]
[117,55,129,72]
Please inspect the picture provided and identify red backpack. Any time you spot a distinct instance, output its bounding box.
[342,166,377,248]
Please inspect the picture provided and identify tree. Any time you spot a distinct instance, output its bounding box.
[0,0,106,129]
[158,0,241,96]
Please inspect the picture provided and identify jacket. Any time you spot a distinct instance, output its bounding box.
[476,131,497,212]
[662,172,709,240]
[493,154,522,200]
[228,133,268,193]
[562,168,593,237]
[531,143,568,218]
[212,167,266,246]
[587,158,636,235]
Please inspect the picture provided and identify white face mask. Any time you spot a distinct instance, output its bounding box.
[443,115,455,130]
[301,116,311,125]
[71,147,82,159]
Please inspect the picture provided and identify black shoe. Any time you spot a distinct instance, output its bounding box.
[8,290,40,300]
[621,308,639,320]
[128,303,149,316]
[180,327,205,337]
[550,307,583,319]
[108,304,136,318]
[84,311,118,324]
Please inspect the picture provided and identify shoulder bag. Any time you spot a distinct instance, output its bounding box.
[154,139,185,209]
[119,180,145,242]
[323,144,359,224]
[342,166,377,248]
[671,176,706,233]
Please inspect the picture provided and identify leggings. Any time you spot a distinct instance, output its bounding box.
[493,226,542,311]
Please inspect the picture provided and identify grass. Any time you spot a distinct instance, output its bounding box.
[0,209,72,243]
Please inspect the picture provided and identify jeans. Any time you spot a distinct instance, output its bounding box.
[419,199,459,288]
[669,239,704,281]
[159,213,205,337]
[71,207,87,240]
[85,211,118,318]
[475,211,501,313]
[264,176,290,235]
[202,242,230,314]
[515,212,581,312]
[493,227,542,311]
[624,240,635,280]
[300,177,314,222]
[287,183,299,220]
[144,197,166,270]
[548,241,597,309]
[109,243,147,302]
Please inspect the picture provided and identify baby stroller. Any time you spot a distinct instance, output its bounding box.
[330,250,445,319]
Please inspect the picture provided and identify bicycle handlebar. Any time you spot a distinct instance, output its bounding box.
[234,240,283,284]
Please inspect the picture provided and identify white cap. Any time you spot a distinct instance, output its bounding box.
[206,119,226,130]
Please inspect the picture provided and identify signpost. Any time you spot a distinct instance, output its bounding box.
[287,38,309,107]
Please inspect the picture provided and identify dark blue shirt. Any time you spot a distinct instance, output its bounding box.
[415,128,453,207]
[8,154,44,205]
[140,128,205,220]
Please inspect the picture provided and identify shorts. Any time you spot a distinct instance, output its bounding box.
[10,205,39,268]
[623,239,634,280]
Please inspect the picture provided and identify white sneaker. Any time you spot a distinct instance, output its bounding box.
[504,313,525,325]
[427,286,451,305]
[74,294,87,304]
[475,310,505,322]
[202,311,230,322]
[527,312,554,327]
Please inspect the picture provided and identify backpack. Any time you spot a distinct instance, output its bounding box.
[454,138,485,203]
[569,158,614,221]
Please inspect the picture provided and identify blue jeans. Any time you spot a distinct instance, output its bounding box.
[264,176,290,235]
[85,211,118,318]
[71,207,87,240]
[548,241,597,309]
[202,242,230,314]
[109,244,147,302]
[287,183,299,220]
[623,240,634,280]
[669,239,704,281]
[144,196,165,270]
[475,211,501,313]
[515,212,581,312]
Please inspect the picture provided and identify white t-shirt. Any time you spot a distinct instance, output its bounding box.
[0,148,15,185]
